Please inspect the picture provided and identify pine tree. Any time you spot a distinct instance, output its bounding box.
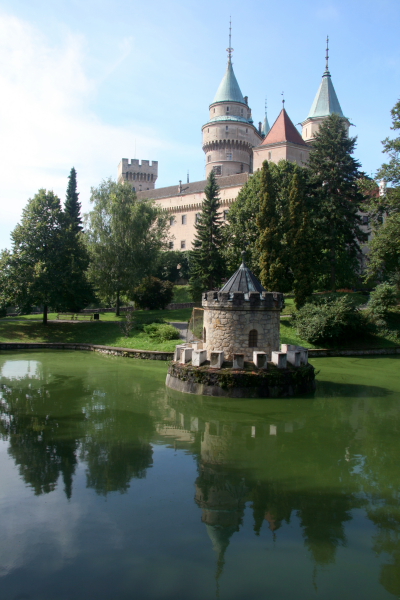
[65,167,82,231]
[308,114,365,291]
[256,161,287,291]
[189,170,225,292]
[288,170,314,308]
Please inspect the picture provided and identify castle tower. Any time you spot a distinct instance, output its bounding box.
[301,37,350,143]
[117,159,158,191]
[253,105,310,171]
[202,25,262,178]
[202,252,284,361]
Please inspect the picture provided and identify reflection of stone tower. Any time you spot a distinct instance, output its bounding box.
[301,37,350,143]
[202,252,284,361]
[202,25,262,178]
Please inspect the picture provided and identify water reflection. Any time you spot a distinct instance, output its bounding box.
[0,353,400,599]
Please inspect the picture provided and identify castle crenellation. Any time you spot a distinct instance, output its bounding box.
[202,290,284,311]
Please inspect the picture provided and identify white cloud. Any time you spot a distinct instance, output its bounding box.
[316,4,340,20]
[0,13,173,248]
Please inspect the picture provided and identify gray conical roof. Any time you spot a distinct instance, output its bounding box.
[220,253,265,294]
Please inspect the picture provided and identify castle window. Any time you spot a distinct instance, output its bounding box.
[203,327,206,342]
[169,241,174,249]
[268,152,272,160]
[208,155,211,162]
[195,212,201,223]
[132,187,136,192]
[181,214,187,225]
[133,173,136,180]
[226,106,230,112]
[241,108,244,115]
[248,329,258,347]
[147,174,150,181]
[151,174,153,181]
[226,153,232,160]
[223,210,229,220]
[226,126,229,132]
[181,240,186,249]
[213,166,222,176]
[213,108,216,113]
[300,153,303,162]
[362,215,369,225]
[246,128,248,133]
[169,216,176,226]
[240,163,244,172]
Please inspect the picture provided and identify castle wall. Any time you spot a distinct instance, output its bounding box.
[253,143,310,171]
[202,291,283,361]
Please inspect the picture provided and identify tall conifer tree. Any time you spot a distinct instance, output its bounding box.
[189,170,225,291]
[308,114,365,291]
[288,170,314,307]
[65,167,82,231]
[256,161,287,291]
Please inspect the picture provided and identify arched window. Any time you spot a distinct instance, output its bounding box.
[203,327,206,342]
[248,329,258,347]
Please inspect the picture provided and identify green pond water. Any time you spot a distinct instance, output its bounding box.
[0,352,400,600]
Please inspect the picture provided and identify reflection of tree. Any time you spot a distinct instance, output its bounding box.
[80,409,154,495]
[0,369,85,498]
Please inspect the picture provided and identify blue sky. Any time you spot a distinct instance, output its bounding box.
[0,0,399,249]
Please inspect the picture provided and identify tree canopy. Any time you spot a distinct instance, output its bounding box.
[3,189,93,323]
[307,113,366,291]
[84,179,168,314]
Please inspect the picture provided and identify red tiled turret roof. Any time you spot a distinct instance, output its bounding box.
[261,108,307,147]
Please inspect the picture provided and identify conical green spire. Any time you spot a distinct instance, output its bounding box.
[212,60,245,104]
[307,37,345,119]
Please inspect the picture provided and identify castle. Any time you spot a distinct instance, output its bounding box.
[117,37,350,250]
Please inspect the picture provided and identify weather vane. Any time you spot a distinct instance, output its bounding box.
[227,17,234,63]
[325,35,329,72]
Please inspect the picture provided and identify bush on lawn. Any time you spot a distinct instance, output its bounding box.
[367,283,398,320]
[131,277,174,310]
[143,323,180,342]
[293,296,369,344]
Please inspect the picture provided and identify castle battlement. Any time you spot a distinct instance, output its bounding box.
[117,158,158,190]
[202,290,284,311]
[120,158,158,169]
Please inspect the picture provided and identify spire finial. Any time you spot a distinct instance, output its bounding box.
[227,17,233,64]
[281,91,285,108]
[325,35,329,72]
[265,97,268,115]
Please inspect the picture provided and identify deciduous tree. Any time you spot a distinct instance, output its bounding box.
[84,179,168,315]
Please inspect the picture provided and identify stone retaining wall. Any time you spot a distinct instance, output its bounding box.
[0,342,173,361]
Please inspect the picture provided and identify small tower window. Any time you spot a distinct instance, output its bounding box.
[226,153,232,160]
[195,212,201,223]
[240,163,244,172]
[226,126,229,132]
[241,108,244,115]
[181,214,187,225]
[213,166,222,176]
[245,128,248,133]
[248,329,258,347]
[226,106,230,112]
[223,210,229,220]
[168,241,174,249]
[268,152,272,160]
[213,108,216,113]
[203,327,206,342]
[208,155,211,162]
[180,240,186,249]
[169,216,175,226]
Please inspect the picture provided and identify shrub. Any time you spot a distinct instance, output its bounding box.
[143,323,180,342]
[293,296,369,344]
[367,283,398,319]
[131,277,174,310]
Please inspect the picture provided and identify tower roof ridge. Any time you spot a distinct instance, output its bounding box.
[261,108,307,147]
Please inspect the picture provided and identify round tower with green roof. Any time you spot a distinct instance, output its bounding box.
[202,27,262,178]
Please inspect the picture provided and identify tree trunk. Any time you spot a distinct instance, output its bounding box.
[43,304,48,325]
[116,291,120,317]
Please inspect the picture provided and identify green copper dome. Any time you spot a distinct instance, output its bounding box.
[212,61,245,105]
[307,70,344,119]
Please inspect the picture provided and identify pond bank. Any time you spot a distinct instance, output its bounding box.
[1,342,400,360]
